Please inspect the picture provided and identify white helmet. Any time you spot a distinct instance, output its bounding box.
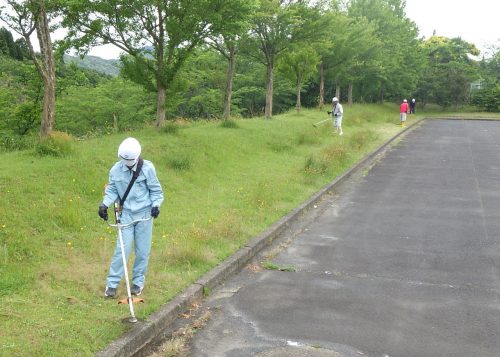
[403,99,407,103]
[332,97,338,102]
[118,137,141,166]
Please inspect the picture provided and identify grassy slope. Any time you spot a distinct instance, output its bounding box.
[1,104,420,355]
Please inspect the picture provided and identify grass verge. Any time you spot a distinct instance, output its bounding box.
[1,104,423,355]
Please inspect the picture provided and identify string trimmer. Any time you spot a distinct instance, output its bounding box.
[107,202,152,323]
[313,112,332,127]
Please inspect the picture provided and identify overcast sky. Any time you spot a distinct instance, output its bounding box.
[405,0,499,55]
[1,0,499,59]
[67,0,500,59]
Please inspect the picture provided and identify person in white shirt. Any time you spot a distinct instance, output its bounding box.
[331,97,344,136]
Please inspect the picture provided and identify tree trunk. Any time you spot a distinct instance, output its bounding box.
[265,61,273,119]
[39,76,55,137]
[319,62,324,109]
[113,113,118,132]
[35,2,56,138]
[155,6,166,128]
[296,82,301,113]
[155,84,166,127]
[223,45,237,120]
[348,82,353,106]
[335,81,340,99]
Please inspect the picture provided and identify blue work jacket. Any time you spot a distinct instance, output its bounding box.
[103,159,164,213]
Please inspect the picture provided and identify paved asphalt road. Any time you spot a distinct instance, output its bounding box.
[185,120,500,357]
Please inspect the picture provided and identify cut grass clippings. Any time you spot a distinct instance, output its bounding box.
[150,308,212,357]
[0,104,426,356]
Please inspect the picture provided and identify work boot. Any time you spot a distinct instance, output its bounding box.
[131,285,143,296]
[104,286,117,298]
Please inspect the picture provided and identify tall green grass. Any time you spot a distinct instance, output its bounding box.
[0,104,417,356]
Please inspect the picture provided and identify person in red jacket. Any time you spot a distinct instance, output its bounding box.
[400,99,409,127]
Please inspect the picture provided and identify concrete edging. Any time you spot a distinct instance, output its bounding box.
[428,117,500,121]
[96,118,425,357]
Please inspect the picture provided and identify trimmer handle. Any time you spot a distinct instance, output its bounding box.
[113,202,121,224]
[107,217,153,229]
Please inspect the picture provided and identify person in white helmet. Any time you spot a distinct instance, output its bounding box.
[98,137,164,298]
[409,98,416,114]
[331,97,344,135]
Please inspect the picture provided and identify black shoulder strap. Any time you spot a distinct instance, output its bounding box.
[119,157,144,207]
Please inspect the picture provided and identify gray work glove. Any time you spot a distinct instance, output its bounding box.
[98,203,108,221]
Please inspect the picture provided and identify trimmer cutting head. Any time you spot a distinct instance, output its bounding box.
[118,298,144,305]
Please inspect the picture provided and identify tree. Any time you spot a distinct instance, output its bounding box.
[471,84,499,112]
[1,0,57,137]
[320,13,381,105]
[348,0,423,102]
[290,3,332,109]
[244,0,300,118]
[172,48,225,119]
[56,77,155,135]
[472,45,500,112]
[62,0,253,127]
[0,27,17,58]
[0,55,44,136]
[314,10,336,109]
[14,37,28,59]
[277,45,320,112]
[206,0,257,120]
[417,36,479,108]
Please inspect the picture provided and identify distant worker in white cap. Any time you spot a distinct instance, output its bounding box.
[409,98,416,114]
[98,137,164,298]
[400,99,409,127]
[329,97,344,135]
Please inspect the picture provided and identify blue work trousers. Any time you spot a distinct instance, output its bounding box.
[106,208,153,289]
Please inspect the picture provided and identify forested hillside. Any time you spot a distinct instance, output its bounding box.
[63,55,120,77]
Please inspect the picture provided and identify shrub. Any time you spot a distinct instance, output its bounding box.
[35,131,74,157]
[471,85,500,112]
[0,133,35,151]
[10,102,41,135]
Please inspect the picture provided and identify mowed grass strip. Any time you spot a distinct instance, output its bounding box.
[0,105,415,356]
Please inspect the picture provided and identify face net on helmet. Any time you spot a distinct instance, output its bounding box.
[118,138,141,166]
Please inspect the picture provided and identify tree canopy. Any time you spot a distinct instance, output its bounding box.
[1,0,498,147]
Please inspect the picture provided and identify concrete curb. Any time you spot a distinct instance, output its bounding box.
[96,118,424,357]
[429,117,500,121]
